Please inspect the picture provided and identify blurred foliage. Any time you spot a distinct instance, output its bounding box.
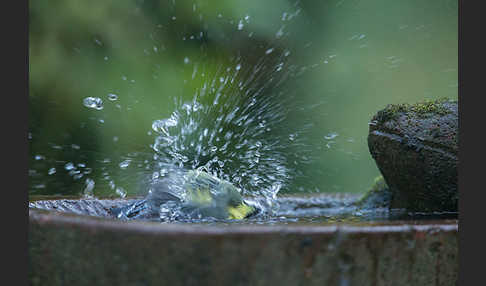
[29,0,457,198]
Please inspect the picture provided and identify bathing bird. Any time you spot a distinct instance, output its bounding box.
[110,169,259,221]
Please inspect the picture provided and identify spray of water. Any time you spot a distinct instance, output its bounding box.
[29,3,319,217]
[148,51,313,212]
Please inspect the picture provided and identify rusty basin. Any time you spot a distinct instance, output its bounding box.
[28,199,458,286]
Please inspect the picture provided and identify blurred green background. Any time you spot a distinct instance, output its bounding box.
[28,0,457,198]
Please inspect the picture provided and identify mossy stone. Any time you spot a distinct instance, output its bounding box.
[368,99,458,212]
[357,176,392,209]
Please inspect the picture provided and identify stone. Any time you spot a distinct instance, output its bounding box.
[29,208,458,286]
[357,176,392,209]
[368,98,458,212]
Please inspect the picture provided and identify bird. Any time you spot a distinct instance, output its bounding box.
[110,169,259,221]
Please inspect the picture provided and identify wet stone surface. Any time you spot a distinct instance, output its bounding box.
[368,99,458,212]
[29,204,458,286]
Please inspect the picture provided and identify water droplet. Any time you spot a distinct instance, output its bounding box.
[324,132,339,140]
[64,162,75,171]
[152,118,178,135]
[72,174,82,180]
[34,155,45,160]
[107,93,118,101]
[237,20,244,30]
[184,57,190,64]
[116,187,127,198]
[48,168,56,175]
[84,178,95,198]
[119,160,131,169]
[83,97,104,110]
[235,64,241,71]
[160,168,168,177]
[265,48,274,55]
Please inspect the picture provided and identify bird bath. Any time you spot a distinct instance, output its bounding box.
[29,196,458,286]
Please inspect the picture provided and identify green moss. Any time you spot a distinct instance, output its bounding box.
[357,175,392,209]
[374,98,455,123]
[408,98,454,117]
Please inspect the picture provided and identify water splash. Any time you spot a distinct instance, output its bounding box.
[28,4,321,204]
[83,178,95,198]
[148,54,313,211]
